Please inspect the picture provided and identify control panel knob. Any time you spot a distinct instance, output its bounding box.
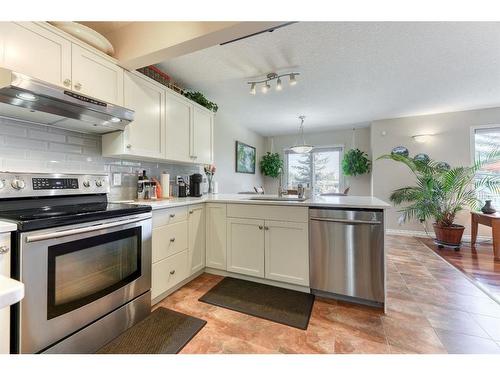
[95,180,103,187]
[0,179,4,189]
[83,180,90,188]
[11,179,25,190]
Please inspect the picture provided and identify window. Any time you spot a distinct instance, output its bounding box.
[473,126,500,208]
[285,146,343,195]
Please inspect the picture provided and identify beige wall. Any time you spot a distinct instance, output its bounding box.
[263,127,372,195]
[213,115,265,194]
[371,106,500,236]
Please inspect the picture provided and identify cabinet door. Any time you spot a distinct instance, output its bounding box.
[122,72,166,159]
[71,44,124,105]
[206,203,227,270]
[227,217,265,278]
[0,234,10,354]
[2,22,71,88]
[264,220,309,286]
[192,106,213,165]
[165,91,192,163]
[188,205,205,275]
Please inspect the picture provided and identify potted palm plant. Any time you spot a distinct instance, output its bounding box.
[378,150,500,248]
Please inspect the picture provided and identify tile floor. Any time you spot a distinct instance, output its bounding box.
[153,235,500,354]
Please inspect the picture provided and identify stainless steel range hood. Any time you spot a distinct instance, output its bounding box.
[0,68,134,133]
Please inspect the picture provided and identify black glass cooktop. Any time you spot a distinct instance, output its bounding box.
[0,196,151,232]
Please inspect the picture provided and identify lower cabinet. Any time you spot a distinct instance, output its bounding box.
[264,221,309,286]
[0,233,11,354]
[227,217,265,278]
[205,203,227,270]
[188,204,205,274]
[151,249,189,300]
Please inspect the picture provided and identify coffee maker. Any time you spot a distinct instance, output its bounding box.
[189,173,203,197]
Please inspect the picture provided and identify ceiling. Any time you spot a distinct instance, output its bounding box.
[156,22,500,136]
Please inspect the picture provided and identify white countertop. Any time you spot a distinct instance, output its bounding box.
[113,194,391,210]
[0,221,17,233]
[0,275,24,309]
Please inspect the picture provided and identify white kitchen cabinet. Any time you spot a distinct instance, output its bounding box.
[1,22,72,88]
[71,44,124,105]
[165,90,192,163]
[191,106,213,165]
[227,217,265,278]
[264,221,309,286]
[151,249,189,300]
[205,203,227,270]
[102,72,166,159]
[188,205,205,275]
[0,233,11,354]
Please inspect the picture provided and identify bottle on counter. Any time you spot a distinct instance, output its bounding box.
[150,181,158,200]
[143,181,151,200]
[137,172,144,200]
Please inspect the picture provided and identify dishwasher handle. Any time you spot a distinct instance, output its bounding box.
[310,217,382,225]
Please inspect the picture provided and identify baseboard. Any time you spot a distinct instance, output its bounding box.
[386,228,492,242]
[204,267,311,293]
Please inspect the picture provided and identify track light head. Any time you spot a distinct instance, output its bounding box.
[261,82,270,94]
[249,83,256,95]
[289,73,297,86]
[276,78,282,91]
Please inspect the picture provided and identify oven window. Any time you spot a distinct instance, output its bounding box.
[47,227,142,319]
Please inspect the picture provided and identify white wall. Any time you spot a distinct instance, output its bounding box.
[371,106,500,236]
[263,126,372,195]
[213,114,265,193]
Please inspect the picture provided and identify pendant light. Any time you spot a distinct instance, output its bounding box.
[290,115,313,153]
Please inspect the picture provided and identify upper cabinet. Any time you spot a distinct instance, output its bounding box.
[192,106,213,165]
[0,22,124,106]
[1,22,71,88]
[165,90,192,163]
[71,44,124,105]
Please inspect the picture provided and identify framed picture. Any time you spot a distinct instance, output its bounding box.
[235,141,256,174]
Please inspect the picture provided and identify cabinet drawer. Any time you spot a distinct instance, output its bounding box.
[152,221,188,263]
[151,249,189,300]
[227,204,308,223]
[152,206,188,228]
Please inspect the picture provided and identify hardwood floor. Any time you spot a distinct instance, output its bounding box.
[419,237,500,303]
[153,235,500,354]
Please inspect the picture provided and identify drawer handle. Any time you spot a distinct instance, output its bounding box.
[264,226,269,230]
[126,144,132,149]
[0,245,9,254]
[170,270,176,275]
[170,237,176,242]
[169,213,176,218]
[189,210,194,214]
[258,225,263,230]
[63,79,71,87]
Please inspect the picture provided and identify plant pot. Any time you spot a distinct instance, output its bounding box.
[432,223,465,247]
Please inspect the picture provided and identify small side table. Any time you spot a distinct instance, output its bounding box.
[470,211,500,261]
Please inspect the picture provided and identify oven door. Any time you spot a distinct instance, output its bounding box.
[16,212,152,354]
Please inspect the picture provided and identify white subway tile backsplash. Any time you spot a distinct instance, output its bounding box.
[0,118,201,200]
[28,129,66,143]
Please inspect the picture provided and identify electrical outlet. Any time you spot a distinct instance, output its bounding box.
[112,173,122,186]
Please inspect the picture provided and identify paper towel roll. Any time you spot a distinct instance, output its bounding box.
[161,173,170,198]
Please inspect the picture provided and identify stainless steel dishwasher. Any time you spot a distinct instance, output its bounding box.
[309,208,385,307]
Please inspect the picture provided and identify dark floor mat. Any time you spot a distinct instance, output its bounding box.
[96,307,206,354]
[198,277,314,330]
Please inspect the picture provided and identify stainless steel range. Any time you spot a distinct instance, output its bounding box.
[0,172,152,354]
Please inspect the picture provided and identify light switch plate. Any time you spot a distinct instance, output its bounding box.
[112,173,122,186]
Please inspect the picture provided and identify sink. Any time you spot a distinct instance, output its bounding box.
[0,275,24,309]
[248,195,307,202]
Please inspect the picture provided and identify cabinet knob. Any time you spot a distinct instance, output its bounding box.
[264,226,269,230]
[169,213,175,218]
[126,144,132,149]
[258,225,263,230]
[170,238,175,242]
[0,245,9,254]
[170,270,176,275]
[189,210,194,214]
[74,82,82,91]
[63,79,71,87]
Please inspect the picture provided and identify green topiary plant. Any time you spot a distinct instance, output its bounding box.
[342,148,371,176]
[183,91,218,113]
[260,152,283,178]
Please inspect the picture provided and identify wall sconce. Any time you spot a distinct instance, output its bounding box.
[412,134,433,143]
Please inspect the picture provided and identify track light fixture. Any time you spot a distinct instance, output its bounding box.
[247,72,300,95]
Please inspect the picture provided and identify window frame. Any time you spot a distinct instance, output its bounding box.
[284,145,344,195]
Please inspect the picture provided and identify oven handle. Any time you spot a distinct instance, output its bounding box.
[25,216,148,243]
